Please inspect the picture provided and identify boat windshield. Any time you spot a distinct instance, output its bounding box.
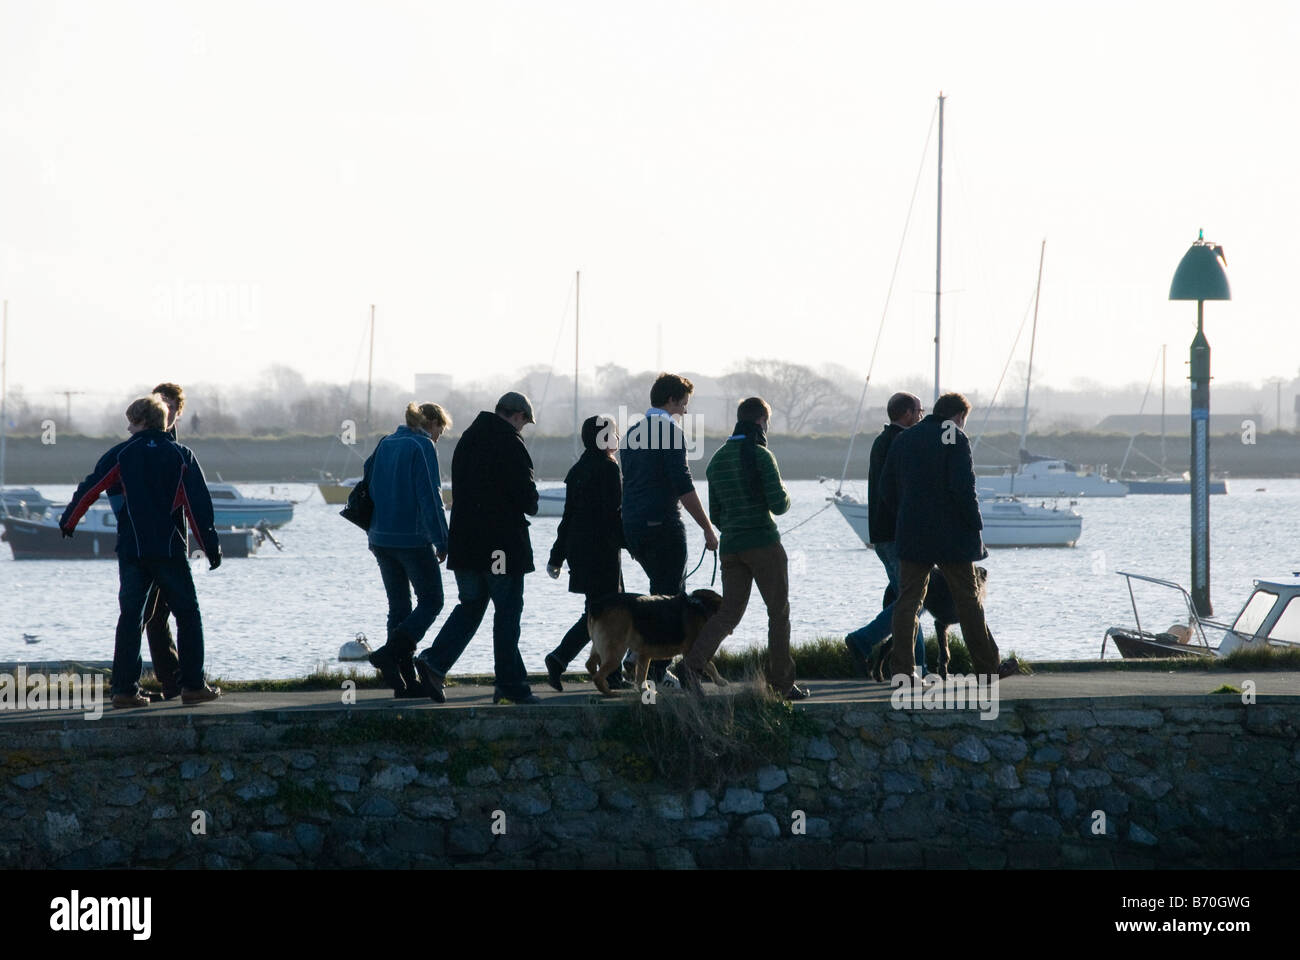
[1232,590,1278,640]
[1267,597,1300,643]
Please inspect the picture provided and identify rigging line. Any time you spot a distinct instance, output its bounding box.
[779,501,834,536]
[1117,347,1164,477]
[970,280,1039,455]
[836,99,939,496]
[526,275,578,458]
[318,314,376,475]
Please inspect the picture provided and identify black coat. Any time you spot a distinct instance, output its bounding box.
[878,413,986,565]
[446,411,539,574]
[867,423,904,544]
[548,451,624,597]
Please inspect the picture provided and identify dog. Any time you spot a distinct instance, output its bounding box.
[870,565,990,680]
[585,589,728,696]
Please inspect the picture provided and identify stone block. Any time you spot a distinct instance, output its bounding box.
[719,787,765,815]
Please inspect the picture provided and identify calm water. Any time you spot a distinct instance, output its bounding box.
[1,479,1295,679]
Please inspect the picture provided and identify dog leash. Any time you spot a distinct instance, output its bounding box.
[684,543,718,587]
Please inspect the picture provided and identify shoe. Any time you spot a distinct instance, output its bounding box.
[492,691,542,705]
[112,692,151,709]
[606,673,630,690]
[867,644,888,682]
[997,656,1021,679]
[143,690,165,703]
[413,656,446,704]
[782,684,811,701]
[181,685,222,704]
[544,653,565,692]
[161,687,184,701]
[658,668,681,690]
[396,656,424,697]
[846,639,871,678]
[674,662,705,695]
[367,644,405,693]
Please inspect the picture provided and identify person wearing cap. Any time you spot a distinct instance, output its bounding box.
[414,392,541,704]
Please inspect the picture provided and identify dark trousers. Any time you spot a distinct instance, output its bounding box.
[421,570,531,699]
[891,560,1000,676]
[684,542,794,692]
[114,557,206,696]
[371,545,445,654]
[625,518,686,679]
[551,596,596,669]
[143,585,181,694]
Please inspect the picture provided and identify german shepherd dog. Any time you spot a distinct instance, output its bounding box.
[871,566,989,680]
[586,589,727,696]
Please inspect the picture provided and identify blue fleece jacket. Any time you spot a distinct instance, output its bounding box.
[364,425,449,550]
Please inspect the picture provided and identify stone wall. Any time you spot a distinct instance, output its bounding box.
[2,695,1297,869]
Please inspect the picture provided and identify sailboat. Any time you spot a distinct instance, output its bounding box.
[975,242,1126,499]
[318,306,376,504]
[832,96,1082,549]
[532,271,581,518]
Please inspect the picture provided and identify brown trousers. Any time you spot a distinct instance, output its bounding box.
[683,541,794,693]
[890,559,1000,677]
[144,584,182,695]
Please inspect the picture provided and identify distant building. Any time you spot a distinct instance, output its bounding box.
[1095,413,1258,434]
[414,373,453,397]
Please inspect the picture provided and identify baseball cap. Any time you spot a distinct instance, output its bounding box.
[496,391,536,424]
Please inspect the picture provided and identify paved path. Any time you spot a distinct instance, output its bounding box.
[1,670,1296,725]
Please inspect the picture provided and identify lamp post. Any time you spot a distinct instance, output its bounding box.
[1169,231,1230,617]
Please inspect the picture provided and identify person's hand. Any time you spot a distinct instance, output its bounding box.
[547,564,561,579]
[436,550,448,564]
[208,549,222,571]
[60,525,74,539]
[704,528,719,552]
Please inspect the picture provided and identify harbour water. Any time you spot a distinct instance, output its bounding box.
[1,479,1295,680]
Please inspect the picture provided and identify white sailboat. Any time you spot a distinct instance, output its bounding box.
[832,97,1082,549]
[533,271,581,518]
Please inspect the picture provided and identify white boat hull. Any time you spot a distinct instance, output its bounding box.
[976,460,1128,498]
[833,495,1082,549]
[534,487,566,518]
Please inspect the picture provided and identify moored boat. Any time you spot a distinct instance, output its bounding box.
[0,502,264,559]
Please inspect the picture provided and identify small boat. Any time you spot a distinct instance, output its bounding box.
[0,501,265,559]
[318,478,359,505]
[207,483,294,528]
[1101,570,1300,659]
[1,486,56,518]
[1125,475,1229,496]
[832,492,1082,550]
[534,486,566,518]
[976,457,1128,498]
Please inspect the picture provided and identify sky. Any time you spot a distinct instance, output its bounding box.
[1,0,1297,410]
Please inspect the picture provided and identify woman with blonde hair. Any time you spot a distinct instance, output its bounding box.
[365,402,452,696]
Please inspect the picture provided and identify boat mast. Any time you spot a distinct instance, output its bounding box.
[574,270,580,458]
[1160,343,1167,472]
[933,92,945,405]
[1019,239,1046,455]
[365,304,374,447]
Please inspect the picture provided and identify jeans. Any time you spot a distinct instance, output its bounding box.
[114,557,206,696]
[371,545,445,653]
[624,518,687,596]
[684,542,794,693]
[851,541,924,675]
[142,583,181,694]
[420,569,530,699]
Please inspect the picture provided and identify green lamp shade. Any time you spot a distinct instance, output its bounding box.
[1169,241,1231,301]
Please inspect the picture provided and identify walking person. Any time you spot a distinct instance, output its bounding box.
[678,397,808,700]
[365,403,452,698]
[845,391,925,677]
[414,392,541,705]
[60,396,223,708]
[620,372,718,684]
[543,414,627,691]
[878,392,1015,681]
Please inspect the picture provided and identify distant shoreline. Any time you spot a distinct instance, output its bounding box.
[3,431,1297,484]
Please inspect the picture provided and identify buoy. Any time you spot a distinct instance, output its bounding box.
[338,632,373,661]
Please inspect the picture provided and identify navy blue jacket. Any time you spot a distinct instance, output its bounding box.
[446,411,539,574]
[620,411,695,528]
[867,423,904,544]
[878,414,985,565]
[60,429,221,561]
[364,425,449,551]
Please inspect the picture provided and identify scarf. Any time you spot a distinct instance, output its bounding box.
[729,419,767,506]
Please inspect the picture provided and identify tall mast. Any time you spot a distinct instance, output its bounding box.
[365,304,375,446]
[1160,343,1167,472]
[933,92,945,405]
[573,271,580,457]
[1019,239,1046,453]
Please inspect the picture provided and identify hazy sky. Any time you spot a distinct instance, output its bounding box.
[1,0,1296,408]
